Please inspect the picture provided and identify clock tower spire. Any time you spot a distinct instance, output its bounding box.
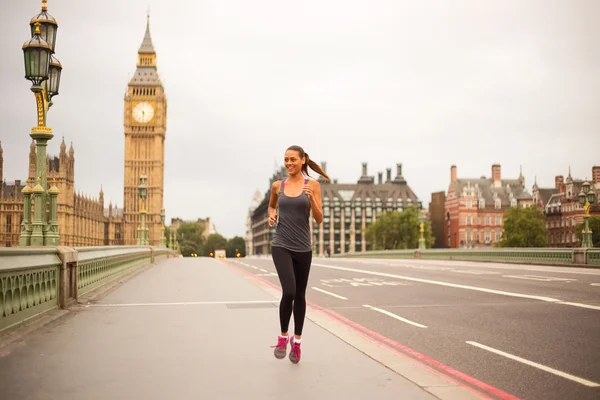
[122,15,167,246]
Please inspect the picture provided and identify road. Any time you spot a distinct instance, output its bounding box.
[231,256,600,400]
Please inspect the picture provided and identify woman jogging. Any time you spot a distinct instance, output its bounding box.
[268,145,330,364]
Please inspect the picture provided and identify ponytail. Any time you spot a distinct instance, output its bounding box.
[287,145,331,182]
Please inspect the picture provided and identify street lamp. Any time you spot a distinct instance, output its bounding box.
[578,181,597,248]
[19,0,62,247]
[160,208,166,247]
[137,175,149,246]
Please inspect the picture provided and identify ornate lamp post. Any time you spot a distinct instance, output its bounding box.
[137,175,149,246]
[160,208,166,247]
[578,181,597,248]
[19,0,62,246]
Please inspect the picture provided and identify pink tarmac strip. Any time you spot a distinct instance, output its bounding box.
[224,260,521,400]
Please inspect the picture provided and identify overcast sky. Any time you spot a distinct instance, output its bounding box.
[1,0,599,238]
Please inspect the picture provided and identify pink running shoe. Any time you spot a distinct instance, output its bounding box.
[289,336,301,364]
[271,335,289,359]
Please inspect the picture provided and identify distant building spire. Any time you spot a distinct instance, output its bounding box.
[139,12,155,54]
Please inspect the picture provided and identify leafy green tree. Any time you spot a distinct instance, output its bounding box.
[365,208,434,250]
[575,217,600,247]
[176,222,206,257]
[226,236,246,257]
[204,233,228,256]
[497,206,547,247]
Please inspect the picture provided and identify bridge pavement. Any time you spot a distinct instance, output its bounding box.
[232,256,600,400]
[0,257,478,400]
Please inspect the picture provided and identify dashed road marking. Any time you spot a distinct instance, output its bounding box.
[466,341,600,387]
[311,287,347,300]
[363,305,427,328]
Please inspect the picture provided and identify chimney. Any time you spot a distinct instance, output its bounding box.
[593,166,600,183]
[361,162,367,177]
[378,172,383,184]
[386,168,392,182]
[451,165,457,183]
[492,164,501,186]
[396,163,403,177]
[555,175,564,191]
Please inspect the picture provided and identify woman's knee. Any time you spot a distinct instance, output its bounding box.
[281,290,296,302]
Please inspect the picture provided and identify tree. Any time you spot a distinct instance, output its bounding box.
[497,206,547,247]
[365,207,434,250]
[226,236,246,257]
[575,216,600,247]
[176,222,206,257]
[204,233,228,256]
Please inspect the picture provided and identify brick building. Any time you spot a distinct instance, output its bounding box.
[429,191,446,248]
[533,167,600,247]
[444,164,533,248]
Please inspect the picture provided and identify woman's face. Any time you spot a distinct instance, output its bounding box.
[284,150,304,176]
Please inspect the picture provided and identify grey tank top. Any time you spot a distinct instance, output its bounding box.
[271,178,312,252]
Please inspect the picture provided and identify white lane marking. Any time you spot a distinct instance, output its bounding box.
[466,341,600,388]
[502,275,575,282]
[311,287,347,300]
[259,268,269,273]
[257,273,278,277]
[86,300,276,307]
[363,305,427,328]
[591,283,600,287]
[312,263,562,303]
[346,258,600,276]
[556,302,600,311]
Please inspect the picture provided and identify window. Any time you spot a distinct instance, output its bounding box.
[495,231,502,241]
[485,216,491,225]
[466,200,472,209]
[466,231,472,242]
[485,231,491,242]
[5,215,11,234]
[496,216,502,225]
[495,199,501,209]
[511,198,517,207]
[466,215,472,225]
[479,198,485,209]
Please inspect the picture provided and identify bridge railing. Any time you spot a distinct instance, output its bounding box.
[0,246,175,332]
[333,247,599,267]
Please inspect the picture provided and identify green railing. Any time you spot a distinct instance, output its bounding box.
[0,248,62,332]
[587,249,600,265]
[74,246,153,295]
[333,248,595,266]
[0,246,175,332]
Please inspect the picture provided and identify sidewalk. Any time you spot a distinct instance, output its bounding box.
[0,257,460,400]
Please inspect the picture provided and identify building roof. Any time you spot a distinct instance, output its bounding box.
[321,182,421,207]
[129,17,162,87]
[537,188,558,206]
[451,178,532,205]
[2,181,25,200]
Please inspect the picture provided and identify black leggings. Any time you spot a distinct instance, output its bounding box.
[271,246,312,336]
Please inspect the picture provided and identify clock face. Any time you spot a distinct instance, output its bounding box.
[132,102,154,123]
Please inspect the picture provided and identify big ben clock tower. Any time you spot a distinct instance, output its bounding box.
[123,16,167,246]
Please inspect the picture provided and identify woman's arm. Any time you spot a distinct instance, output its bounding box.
[305,180,323,224]
[268,181,281,226]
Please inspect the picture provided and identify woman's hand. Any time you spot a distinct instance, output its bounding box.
[268,209,278,227]
[303,183,314,200]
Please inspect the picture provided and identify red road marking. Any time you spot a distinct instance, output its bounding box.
[223,260,521,400]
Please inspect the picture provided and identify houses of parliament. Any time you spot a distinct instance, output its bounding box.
[0,19,167,247]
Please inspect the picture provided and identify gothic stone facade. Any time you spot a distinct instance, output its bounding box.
[0,140,124,247]
[122,20,167,246]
